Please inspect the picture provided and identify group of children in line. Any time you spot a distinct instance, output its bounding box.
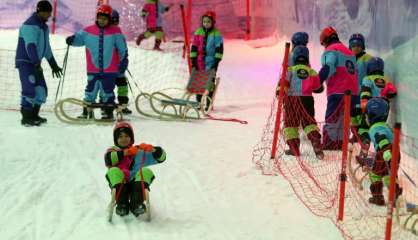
[283,28,401,206]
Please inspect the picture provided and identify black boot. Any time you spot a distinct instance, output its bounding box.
[285,139,300,156]
[308,131,324,160]
[136,34,145,46]
[33,104,47,124]
[153,39,162,51]
[369,182,385,206]
[130,181,146,217]
[78,107,94,119]
[102,107,114,120]
[115,184,130,217]
[21,108,41,127]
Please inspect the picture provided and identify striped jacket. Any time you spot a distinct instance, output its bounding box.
[71,24,128,77]
[286,64,321,96]
[190,27,224,71]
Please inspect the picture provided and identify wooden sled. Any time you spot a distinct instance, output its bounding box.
[54,98,126,125]
[135,69,220,121]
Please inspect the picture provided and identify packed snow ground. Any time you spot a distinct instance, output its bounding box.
[0,30,343,240]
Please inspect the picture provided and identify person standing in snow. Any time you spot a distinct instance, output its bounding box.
[65,4,128,120]
[135,0,172,51]
[190,11,224,110]
[318,26,359,150]
[283,46,324,159]
[105,121,166,217]
[15,0,63,126]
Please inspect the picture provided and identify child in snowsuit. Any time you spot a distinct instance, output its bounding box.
[136,0,171,51]
[361,98,402,206]
[190,11,224,110]
[356,57,397,157]
[105,121,166,216]
[318,27,359,150]
[15,1,63,126]
[110,9,132,114]
[66,5,128,120]
[348,33,374,136]
[283,46,324,159]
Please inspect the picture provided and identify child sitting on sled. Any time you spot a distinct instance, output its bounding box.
[104,121,166,217]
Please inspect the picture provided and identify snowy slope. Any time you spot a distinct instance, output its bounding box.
[0,31,343,239]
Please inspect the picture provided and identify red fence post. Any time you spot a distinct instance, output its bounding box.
[51,0,58,34]
[180,5,192,74]
[187,0,192,41]
[270,42,290,159]
[245,0,251,40]
[337,90,352,221]
[385,123,401,240]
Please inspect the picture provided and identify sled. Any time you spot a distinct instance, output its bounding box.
[400,202,418,235]
[135,69,220,121]
[348,143,369,190]
[54,98,126,125]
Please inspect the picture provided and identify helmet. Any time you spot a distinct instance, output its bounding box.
[202,11,216,23]
[349,33,365,50]
[97,4,113,18]
[320,26,338,46]
[291,32,309,46]
[111,9,120,24]
[292,46,309,64]
[366,57,384,75]
[36,0,53,12]
[365,97,389,124]
[113,121,134,147]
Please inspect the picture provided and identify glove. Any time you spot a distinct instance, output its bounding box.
[125,145,139,156]
[383,149,392,162]
[66,35,75,45]
[381,82,397,99]
[51,64,63,78]
[313,84,324,93]
[138,143,154,152]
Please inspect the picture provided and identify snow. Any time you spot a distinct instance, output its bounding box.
[0,29,343,239]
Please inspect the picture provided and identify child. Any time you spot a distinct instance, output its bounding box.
[348,33,373,136]
[136,0,171,51]
[110,9,132,114]
[283,46,324,159]
[104,121,166,216]
[190,11,224,110]
[362,98,402,206]
[356,57,397,155]
[66,5,129,120]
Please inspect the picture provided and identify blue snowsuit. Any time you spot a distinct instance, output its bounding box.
[15,13,58,110]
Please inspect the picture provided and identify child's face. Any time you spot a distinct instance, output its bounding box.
[202,17,213,29]
[97,15,110,27]
[117,132,132,148]
[351,45,363,55]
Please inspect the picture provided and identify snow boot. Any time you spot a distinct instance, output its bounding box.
[285,139,300,156]
[136,34,145,46]
[33,104,47,124]
[130,181,146,217]
[21,108,41,127]
[115,184,130,217]
[101,107,114,120]
[153,39,162,51]
[77,107,94,119]
[369,182,385,206]
[308,131,324,160]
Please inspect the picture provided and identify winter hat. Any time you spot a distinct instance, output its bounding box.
[320,26,338,46]
[113,121,134,147]
[111,10,120,24]
[36,1,53,13]
[349,33,365,50]
[366,57,384,75]
[291,32,309,47]
[202,11,216,24]
[292,45,309,64]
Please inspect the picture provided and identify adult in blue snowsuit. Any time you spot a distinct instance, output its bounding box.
[15,1,63,126]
